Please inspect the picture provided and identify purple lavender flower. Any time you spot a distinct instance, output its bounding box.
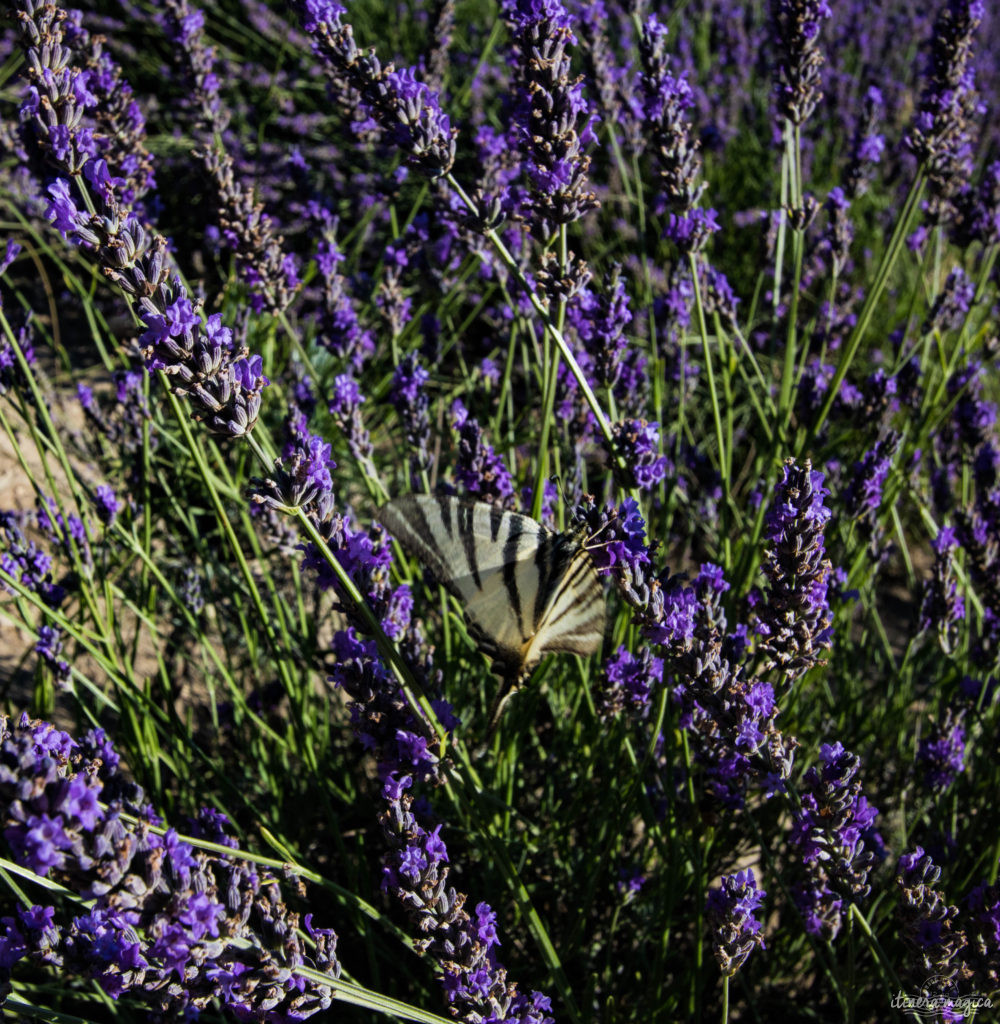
[0,713,341,1017]
[906,0,985,224]
[11,0,100,174]
[571,496,653,612]
[791,742,881,939]
[501,0,599,233]
[451,400,515,506]
[606,419,667,492]
[291,0,456,178]
[925,266,977,335]
[328,373,375,465]
[917,709,966,790]
[919,525,966,652]
[598,645,663,718]
[391,353,432,485]
[638,18,719,254]
[844,86,886,198]
[1,511,65,609]
[897,847,969,987]
[965,875,1000,986]
[706,869,766,977]
[769,0,832,127]
[756,459,833,684]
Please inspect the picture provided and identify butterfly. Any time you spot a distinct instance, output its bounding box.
[377,494,607,724]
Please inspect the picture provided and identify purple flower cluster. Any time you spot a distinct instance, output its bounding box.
[160,0,300,314]
[606,419,667,492]
[292,0,456,179]
[391,353,433,485]
[570,496,653,612]
[310,216,376,369]
[756,459,833,684]
[0,713,341,1017]
[896,848,968,987]
[639,16,717,252]
[706,869,767,977]
[906,0,985,223]
[916,709,966,790]
[647,565,793,807]
[769,0,833,127]
[380,780,553,1024]
[451,400,515,506]
[328,373,375,465]
[919,525,965,652]
[791,742,881,939]
[598,644,663,718]
[501,0,599,234]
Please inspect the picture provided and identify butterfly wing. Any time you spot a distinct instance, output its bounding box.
[525,540,606,669]
[377,494,551,676]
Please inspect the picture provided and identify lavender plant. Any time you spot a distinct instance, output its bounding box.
[2,0,1000,1021]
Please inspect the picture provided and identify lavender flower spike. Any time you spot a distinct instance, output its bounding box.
[292,0,456,178]
[756,458,833,684]
[769,0,833,127]
[706,869,767,977]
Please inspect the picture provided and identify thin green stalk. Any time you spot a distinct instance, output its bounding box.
[531,225,568,520]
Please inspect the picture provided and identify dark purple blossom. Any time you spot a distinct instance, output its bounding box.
[791,743,882,939]
[598,645,663,718]
[0,713,341,1017]
[917,710,966,790]
[769,0,833,126]
[451,401,515,506]
[906,0,985,223]
[391,353,432,484]
[291,0,456,178]
[896,847,968,987]
[919,525,966,652]
[501,0,599,233]
[606,419,667,492]
[706,869,767,977]
[639,15,711,243]
[756,459,833,684]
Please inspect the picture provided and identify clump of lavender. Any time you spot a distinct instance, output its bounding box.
[843,430,900,554]
[309,214,376,369]
[917,709,966,790]
[906,0,985,224]
[379,779,554,1024]
[919,526,965,653]
[843,86,886,198]
[570,496,654,613]
[647,565,794,806]
[598,645,663,719]
[769,0,833,127]
[159,0,301,314]
[391,353,433,486]
[291,0,456,179]
[706,869,767,977]
[791,742,881,940]
[639,16,717,253]
[501,0,599,234]
[896,848,969,988]
[0,713,341,1017]
[327,372,376,470]
[964,874,1000,987]
[606,419,667,492]
[451,400,515,506]
[756,459,833,685]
